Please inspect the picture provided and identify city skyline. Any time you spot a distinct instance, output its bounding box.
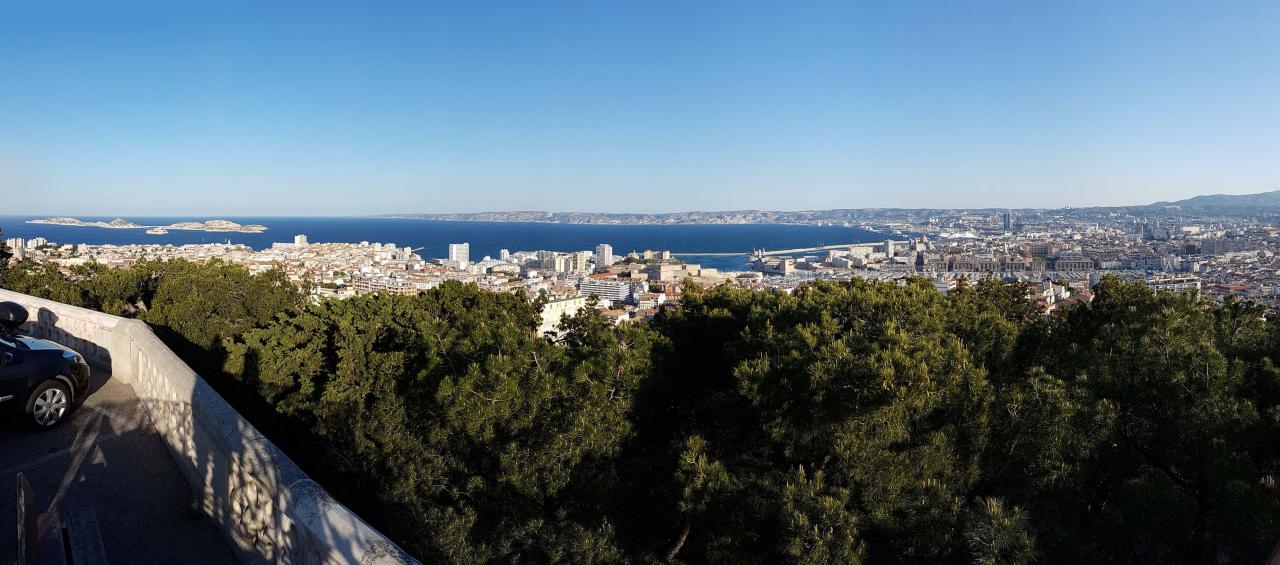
[3,1,1279,215]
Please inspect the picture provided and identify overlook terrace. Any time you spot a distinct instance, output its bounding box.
[0,288,416,563]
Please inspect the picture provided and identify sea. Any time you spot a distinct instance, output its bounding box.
[0,216,893,272]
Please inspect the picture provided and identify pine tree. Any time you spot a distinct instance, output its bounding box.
[0,226,11,277]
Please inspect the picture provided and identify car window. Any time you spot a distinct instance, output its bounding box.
[16,337,66,351]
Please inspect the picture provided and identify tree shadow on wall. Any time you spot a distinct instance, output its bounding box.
[143,324,369,522]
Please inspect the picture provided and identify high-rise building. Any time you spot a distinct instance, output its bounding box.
[595,244,614,266]
[883,239,894,258]
[1002,213,1011,232]
[553,256,570,273]
[448,243,470,265]
[27,237,48,249]
[572,251,594,272]
[294,234,308,246]
[499,249,511,261]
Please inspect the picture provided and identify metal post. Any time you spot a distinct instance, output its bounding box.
[17,472,39,565]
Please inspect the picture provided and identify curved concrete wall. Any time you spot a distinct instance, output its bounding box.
[0,290,417,564]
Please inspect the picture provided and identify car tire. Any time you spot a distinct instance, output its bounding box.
[26,380,72,429]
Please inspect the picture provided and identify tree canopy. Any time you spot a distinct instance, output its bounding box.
[0,227,11,275]
[3,259,1278,564]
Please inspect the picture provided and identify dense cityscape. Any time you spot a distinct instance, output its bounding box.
[6,207,1280,563]
[9,198,1280,335]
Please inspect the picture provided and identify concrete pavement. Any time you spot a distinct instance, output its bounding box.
[0,367,236,564]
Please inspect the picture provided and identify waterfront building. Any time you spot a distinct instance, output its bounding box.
[848,245,875,257]
[294,234,308,245]
[752,256,796,275]
[641,249,672,261]
[448,243,470,266]
[644,262,717,281]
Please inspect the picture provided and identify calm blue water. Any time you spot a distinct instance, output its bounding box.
[0,216,890,272]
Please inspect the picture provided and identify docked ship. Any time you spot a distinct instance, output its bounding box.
[146,227,169,235]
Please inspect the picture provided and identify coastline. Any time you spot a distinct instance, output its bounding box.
[3,216,892,272]
[368,215,872,228]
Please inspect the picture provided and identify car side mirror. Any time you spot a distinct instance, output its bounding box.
[1,352,12,366]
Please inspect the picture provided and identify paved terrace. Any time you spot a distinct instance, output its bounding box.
[0,289,415,564]
[1,366,234,564]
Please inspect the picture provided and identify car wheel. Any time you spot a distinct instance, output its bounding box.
[26,380,71,429]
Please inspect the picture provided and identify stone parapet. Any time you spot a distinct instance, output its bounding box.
[0,289,416,564]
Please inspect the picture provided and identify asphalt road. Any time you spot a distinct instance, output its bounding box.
[0,367,236,564]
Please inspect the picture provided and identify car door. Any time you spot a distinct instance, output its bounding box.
[0,336,26,403]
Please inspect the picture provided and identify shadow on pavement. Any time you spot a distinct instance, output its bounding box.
[0,368,236,565]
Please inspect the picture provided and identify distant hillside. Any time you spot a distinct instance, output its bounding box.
[376,207,1025,225]
[1152,190,1280,211]
[375,190,1280,224]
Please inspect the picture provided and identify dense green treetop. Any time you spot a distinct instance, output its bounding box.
[3,260,1278,564]
[223,282,658,561]
[0,227,11,276]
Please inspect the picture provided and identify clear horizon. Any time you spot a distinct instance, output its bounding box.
[3,1,1278,215]
[6,188,1280,220]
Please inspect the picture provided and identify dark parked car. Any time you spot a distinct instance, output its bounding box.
[0,301,90,428]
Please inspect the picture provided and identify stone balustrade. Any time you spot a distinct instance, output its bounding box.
[0,289,417,564]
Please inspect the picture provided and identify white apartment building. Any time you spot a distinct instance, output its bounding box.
[580,277,635,304]
[448,243,470,266]
[1146,275,1201,293]
[571,251,594,273]
[538,295,589,335]
[351,274,418,296]
[595,244,614,267]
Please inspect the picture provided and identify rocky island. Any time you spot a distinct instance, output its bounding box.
[28,217,267,233]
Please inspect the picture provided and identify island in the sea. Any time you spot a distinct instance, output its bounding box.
[27,217,267,233]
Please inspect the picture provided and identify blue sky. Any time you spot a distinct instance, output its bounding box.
[1,1,1277,215]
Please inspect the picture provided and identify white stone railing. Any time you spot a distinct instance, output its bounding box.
[0,289,417,564]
